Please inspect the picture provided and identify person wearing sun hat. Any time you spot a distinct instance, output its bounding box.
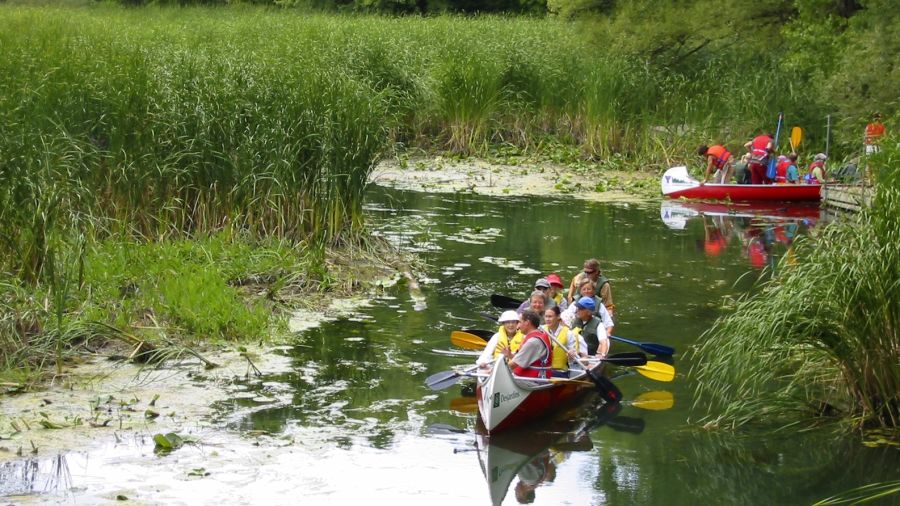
[476,310,524,368]
[545,273,567,310]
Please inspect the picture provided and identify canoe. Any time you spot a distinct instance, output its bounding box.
[476,418,591,505]
[661,166,822,202]
[660,200,822,230]
[476,357,602,433]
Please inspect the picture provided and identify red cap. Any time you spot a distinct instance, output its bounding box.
[546,273,564,288]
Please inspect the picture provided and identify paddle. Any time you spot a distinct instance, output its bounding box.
[449,396,478,414]
[631,390,674,411]
[766,112,784,180]
[425,365,478,391]
[609,335,675,357]
[490,294,521,310]
[432,348,479,358]
[451,331,491,350]
[480,307,676,357]
[790,126,803,151]
[463,328,494,340]
[633,361,675,382]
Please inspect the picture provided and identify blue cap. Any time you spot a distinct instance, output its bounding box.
[575,296,596,311]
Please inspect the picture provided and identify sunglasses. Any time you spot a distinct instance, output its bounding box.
[583,269,596,275]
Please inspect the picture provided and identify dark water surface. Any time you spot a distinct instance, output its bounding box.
[3,188,897,505]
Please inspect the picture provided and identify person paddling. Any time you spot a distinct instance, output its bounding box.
[542,306,587,378]
[501,310,552,379]
[476,310,523,368]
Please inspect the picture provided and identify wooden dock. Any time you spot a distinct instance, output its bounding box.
[821,184,874,212]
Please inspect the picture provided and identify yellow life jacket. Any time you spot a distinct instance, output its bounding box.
[493,326,525,359]
[545,325,576,369]
[552,292,564,305]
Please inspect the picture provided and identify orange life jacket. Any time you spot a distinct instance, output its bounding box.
[512,330,552,379]
[707,145,732,169]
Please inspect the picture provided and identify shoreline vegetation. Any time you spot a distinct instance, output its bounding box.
[0,1,897,443]
[691,142,899,434]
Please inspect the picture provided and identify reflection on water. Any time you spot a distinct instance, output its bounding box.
[476,401,634,505]
[0,453,71,498]
[660,201,823,270]
[4,189,897,505]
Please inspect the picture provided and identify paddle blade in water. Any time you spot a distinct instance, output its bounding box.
[634,362,676,382]
[632,390,674,410]
[590,372,623,404]
[610,335,676,357]
[606,416,645,434]
[449,396,478,414]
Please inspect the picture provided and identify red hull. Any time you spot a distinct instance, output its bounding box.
[476,382,589,433]
[665,183,822,202]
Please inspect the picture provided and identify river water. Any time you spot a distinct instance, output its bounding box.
[2,187,897,505]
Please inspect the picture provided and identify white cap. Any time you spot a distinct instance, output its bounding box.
[498,310,519,323]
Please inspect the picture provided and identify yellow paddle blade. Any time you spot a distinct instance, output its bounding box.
[450,331,488,350]
[632,390,674,411]
[449,396,478,414]
[790,126,803,151]
[634,361,675,382]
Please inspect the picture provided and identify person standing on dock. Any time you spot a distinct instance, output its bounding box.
[864,112,885,155]
[744,131,774,184]
[697,144,733,183]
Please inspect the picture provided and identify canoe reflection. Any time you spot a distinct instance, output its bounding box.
[660,201,823,270]
[476,402,638,505]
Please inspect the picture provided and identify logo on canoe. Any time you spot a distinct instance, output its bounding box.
[492,391,520,408]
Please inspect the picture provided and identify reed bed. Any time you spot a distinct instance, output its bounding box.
[690,139,900,431]
[0,6,820,381]
[0,8,808,278]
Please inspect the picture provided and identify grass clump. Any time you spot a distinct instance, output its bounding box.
[0,233,363,386]
[691,138,900,433]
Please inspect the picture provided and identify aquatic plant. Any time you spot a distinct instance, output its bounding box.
[691,138,900,432]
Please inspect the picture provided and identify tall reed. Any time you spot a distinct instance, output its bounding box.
[691,138,899,431]
[0,6,838,286]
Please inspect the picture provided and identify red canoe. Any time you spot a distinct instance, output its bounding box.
[662,166,822,202]
[476,357,601,433]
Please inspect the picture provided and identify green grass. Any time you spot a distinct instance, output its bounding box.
[690,138,900,432]
[0,233,330,384]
